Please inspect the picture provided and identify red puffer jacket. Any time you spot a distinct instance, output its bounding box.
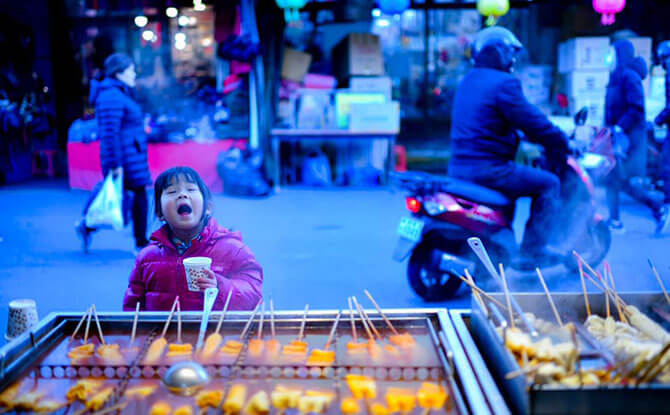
[122,218,263,311]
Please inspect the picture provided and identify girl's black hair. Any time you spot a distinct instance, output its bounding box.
[154,166,212,223]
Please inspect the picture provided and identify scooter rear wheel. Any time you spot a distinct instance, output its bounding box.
[564,220,612,272]
[407,238,464,301]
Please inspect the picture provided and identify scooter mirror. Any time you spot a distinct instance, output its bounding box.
[574,107,588,126]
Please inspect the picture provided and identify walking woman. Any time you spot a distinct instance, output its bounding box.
[75,53,152,253]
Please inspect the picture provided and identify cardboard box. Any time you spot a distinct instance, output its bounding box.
[569,93,606,126]
[350,76,392,101]
[281,48,312,82]
[646,98,666,122]
[650,75,666,101]
[333,33,384,80]
[334,90,386,129]
[518,65,553,104]
[563,70,610,96]
[629,37,653,69]
[349,101,400,133]
[558,37,610,73]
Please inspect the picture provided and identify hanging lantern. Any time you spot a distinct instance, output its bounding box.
[276,0,308,22]
[477,0,509,26]
[378,0,410,15]
[593,0,625,26]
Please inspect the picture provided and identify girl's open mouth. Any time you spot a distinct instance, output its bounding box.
[177,204,192,216]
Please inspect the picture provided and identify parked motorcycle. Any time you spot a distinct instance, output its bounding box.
[392,112,612,301]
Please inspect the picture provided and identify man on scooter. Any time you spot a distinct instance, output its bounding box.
[654,41,670,234]
[449,27,570,269]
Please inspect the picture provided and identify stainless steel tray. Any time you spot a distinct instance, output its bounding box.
[0,308,498,415]
[449,292,670,415]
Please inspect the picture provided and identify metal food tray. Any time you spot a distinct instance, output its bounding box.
[0,308,497,414]
[449,292,670,415]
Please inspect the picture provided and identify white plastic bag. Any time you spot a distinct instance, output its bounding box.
[85,172,124,230]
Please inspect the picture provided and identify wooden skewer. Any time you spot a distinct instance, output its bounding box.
[353,298,375,341]
[91,304,106,345]
[324,311,341,351]
[347,297,358,343]
[130,302,140,345]
[239,300,262,341]
[357,300,381,340]
[298,304,309,342]
[499,264,515,329]
[464,269,486,312]
[648,259,670,305]
[84,306,93,343]
[604,275,611,318]
[257,300,266,340]
[161,296,180,339]
[90,401,128,415]
[456,273,508,311]
[605,262,628,324]
[364,290,399,335]
[505,363,545,380]
[269,297,276,340]
[535,268,563,327]
[577,258,591,317]
[215,288,234,335]
[70,307,91,342]
[176,299,183,344]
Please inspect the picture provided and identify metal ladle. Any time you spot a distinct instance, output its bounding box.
[162,287,218,396]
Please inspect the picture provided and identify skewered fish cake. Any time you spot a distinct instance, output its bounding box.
[167,343,193,358]
[345,374,377,399]
[144,337,168,365]
[85,386,114,411]
[244,390,270,415]
[271,385,302,410]
[417,382,448,409]
[341,397,361,414]
[149,401,171,415]
[174,405,193,415]
[124,384,158,399]
[385,388,416,413]
[195,389,224,408]
[223,384,247,414]
[67,379,104,402]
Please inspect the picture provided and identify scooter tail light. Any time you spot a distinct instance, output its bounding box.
[405,197,422,213]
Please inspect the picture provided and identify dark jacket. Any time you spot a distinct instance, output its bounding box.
[449,67,569,170]
[654,69,670,126]
[91,78,151,187]
[123,218,263,311]
[605,40,646,132]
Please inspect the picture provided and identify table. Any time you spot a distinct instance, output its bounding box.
[67,139,247,192]
[270,128,397,190]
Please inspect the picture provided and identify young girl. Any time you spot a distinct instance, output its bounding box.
[122,166,263,311]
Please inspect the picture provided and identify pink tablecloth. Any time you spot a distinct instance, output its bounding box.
[67,140,247,192]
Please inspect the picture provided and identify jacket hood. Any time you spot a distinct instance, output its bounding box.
[630,56,648,80]
[149,217,241,250]
[89,77,127,105]
[614,39,635,70]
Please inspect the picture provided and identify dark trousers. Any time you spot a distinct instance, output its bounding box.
[606,156,626,221]
[451,161,560,252]
[83,183,149,247]
[662,135,670,204]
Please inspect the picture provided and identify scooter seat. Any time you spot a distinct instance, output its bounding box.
[442,178,512,208]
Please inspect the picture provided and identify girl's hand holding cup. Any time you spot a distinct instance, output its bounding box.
[198,268,218,290]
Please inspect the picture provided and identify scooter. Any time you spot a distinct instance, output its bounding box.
[392,113,612,301]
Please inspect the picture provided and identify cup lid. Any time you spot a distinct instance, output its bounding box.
[8,299,37,309]
[183,257,212,266]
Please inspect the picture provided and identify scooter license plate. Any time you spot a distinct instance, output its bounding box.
[397,217,424,242]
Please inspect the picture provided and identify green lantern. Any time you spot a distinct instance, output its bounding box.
[477,0,510,26]
[276,0,308,22]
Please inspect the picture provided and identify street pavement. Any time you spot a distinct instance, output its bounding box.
[1,179,669,343]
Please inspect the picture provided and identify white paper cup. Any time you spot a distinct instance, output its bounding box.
[183,257,212,292]
[5,299,39,341]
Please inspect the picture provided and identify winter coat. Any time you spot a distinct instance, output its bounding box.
[122,218,263,311]
[654,69,670,126]
[605,40,646,133]
[449,67,569,172]
[91,78,151,187]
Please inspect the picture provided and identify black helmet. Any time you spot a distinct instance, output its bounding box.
[657,41,670,68]
[472,27,523,72]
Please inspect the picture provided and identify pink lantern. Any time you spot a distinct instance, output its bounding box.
[593,0,626,26]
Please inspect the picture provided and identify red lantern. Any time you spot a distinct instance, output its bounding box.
[593,0,625,26]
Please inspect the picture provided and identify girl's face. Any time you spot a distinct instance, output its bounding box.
[160,175,208,233]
